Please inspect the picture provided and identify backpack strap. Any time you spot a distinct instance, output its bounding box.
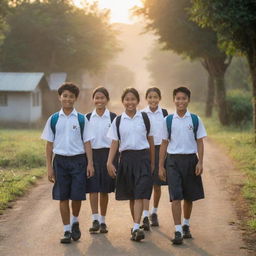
[50,112,59,138]
[116,115,122,140]
[162,108,168,117]
[77,112,85,141]
[190,113,199,140]
[110,112,117,123]
[86,112,92,121]
[166,114,174,140]
[141,112,150,137]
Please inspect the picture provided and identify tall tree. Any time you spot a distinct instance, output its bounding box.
[136,0,231,124]
[1,0,119,74]
[191,0,256,140]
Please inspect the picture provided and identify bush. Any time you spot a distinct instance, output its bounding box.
[226,90,253,126]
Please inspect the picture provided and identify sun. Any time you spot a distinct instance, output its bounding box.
[73,0,143,24]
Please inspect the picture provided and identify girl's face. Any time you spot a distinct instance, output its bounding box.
[146,91,160,110]
[93,92,108,110]
[174,92,190,112]
[122,92,139,112]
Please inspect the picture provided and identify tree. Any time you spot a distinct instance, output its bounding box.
[191,0,256,140]
[1,0,119,75]
[136,0,231,124]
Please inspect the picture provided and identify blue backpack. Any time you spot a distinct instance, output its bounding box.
[166,113,199,140]
[50,112,85,141]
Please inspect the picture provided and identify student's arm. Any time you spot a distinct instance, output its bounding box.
[159,139,168,181]
[147,136,155,173]
[85,141,95,178]
[195,138,204,176]
[107,140,119,178]
[46,141,55,183]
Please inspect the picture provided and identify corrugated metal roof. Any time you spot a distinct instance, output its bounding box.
[0,72,45,92]
[47,73,67,91]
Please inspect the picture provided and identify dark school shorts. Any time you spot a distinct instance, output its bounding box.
[115,149,153,201]
[86,148,117,193]
[52,154,87,200]
[166,154,205,202]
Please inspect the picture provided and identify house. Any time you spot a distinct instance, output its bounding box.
[0,72,48,124]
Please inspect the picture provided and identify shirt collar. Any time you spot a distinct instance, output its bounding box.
[59,108,77,117]
[122,110,141,119]
[144,106,162,114]
[173,110,190,119]
[91,108,110,118]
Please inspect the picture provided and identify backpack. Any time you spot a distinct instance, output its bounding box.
[166,113,199,140]
[86,111,116,123]
[116,112,150,140]
[50,112,85,141]
[162,108,168,117]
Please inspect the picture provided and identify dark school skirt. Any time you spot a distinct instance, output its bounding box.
[53,154,87,201]
[153,145,168,186]
[166,153,205,202]
[86,148,116,193]
[115,149,153,201]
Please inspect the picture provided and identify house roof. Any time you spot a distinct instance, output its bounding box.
[47,73,67,91]
[0,72,45,92]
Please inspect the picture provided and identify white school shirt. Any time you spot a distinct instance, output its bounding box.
[142,106,166,146]
[107,110,153,152]
[87,109,114,149]
[41,108,91,156]
[162,111,207,154]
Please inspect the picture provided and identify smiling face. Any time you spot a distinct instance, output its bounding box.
[146,91,160,111]
[58,90,77,110]
[173,92,190,112]
[122,92,139,112]
[93,91,108,110]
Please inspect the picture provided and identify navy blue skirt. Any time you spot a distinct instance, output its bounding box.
[116,149,153,201]
[86,148,116,193]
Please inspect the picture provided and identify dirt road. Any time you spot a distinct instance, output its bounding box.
[0,139,252,256]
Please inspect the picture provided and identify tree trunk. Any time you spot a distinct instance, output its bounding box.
[205,73,215,117]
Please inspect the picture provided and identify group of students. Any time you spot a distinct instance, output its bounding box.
[41,82,207,246]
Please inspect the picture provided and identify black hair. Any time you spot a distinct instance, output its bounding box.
[173,87,191,99]
[145,87,161,99]
[121,87,140,102]
[58,82,79,98]
[92,86,110,101]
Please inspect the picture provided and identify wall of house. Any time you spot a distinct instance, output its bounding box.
[30,87,42,122]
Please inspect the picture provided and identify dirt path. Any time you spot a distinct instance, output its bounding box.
[0,139,253,256]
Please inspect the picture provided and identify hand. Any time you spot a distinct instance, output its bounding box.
[87,162,95,178]
[195,162,203,176]
[159,166,166,182]
[150,163,155,174]
[48,167,55,183]
[107,162,116,178]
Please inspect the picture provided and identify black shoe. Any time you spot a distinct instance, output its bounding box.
[182,225,192,238]
[60,231,72,244]
[171,231,183,245]
[71,222,81,241]
[140,217,150,231]
[89,220,100,233]
[100,223,108,233]
[150,213,159,227]
[131,229,145,242]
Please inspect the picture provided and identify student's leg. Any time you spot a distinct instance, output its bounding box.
[71,200,82,217]
[100,192,109,223]
[130,200,135,221]
[90,192,99,214]
[153,185,161,208]
[171,200,182,227]
[60,200,70,225]
[183,200,193,220]
[133,199,143,230]
[141,199,150,230]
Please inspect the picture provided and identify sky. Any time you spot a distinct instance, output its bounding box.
[74,0,143,24]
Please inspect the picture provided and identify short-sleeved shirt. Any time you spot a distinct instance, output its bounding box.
[162,111,207,154]
[87,109,113,149]
[41,108,91,156]
[142,106,166,146]
[107,110,153,152]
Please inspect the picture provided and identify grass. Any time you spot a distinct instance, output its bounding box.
[191,103,256,230]
[0,129,45,213]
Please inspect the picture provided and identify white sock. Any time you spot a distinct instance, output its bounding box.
[100,215,105,224]
[151,207,158,214]
[183,218,190,226]
[92,213,99,221]
[143,210,149,218]
[175,224,183,234]
[71,215,78,225]
[132,223,140,232]
[64,224,71,232]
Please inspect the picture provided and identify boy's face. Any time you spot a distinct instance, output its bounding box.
[173,92,190,112]
[59,90,77,109]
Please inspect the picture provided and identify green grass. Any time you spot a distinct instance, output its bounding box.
[191,104,256,230]
[0,129,46,213]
